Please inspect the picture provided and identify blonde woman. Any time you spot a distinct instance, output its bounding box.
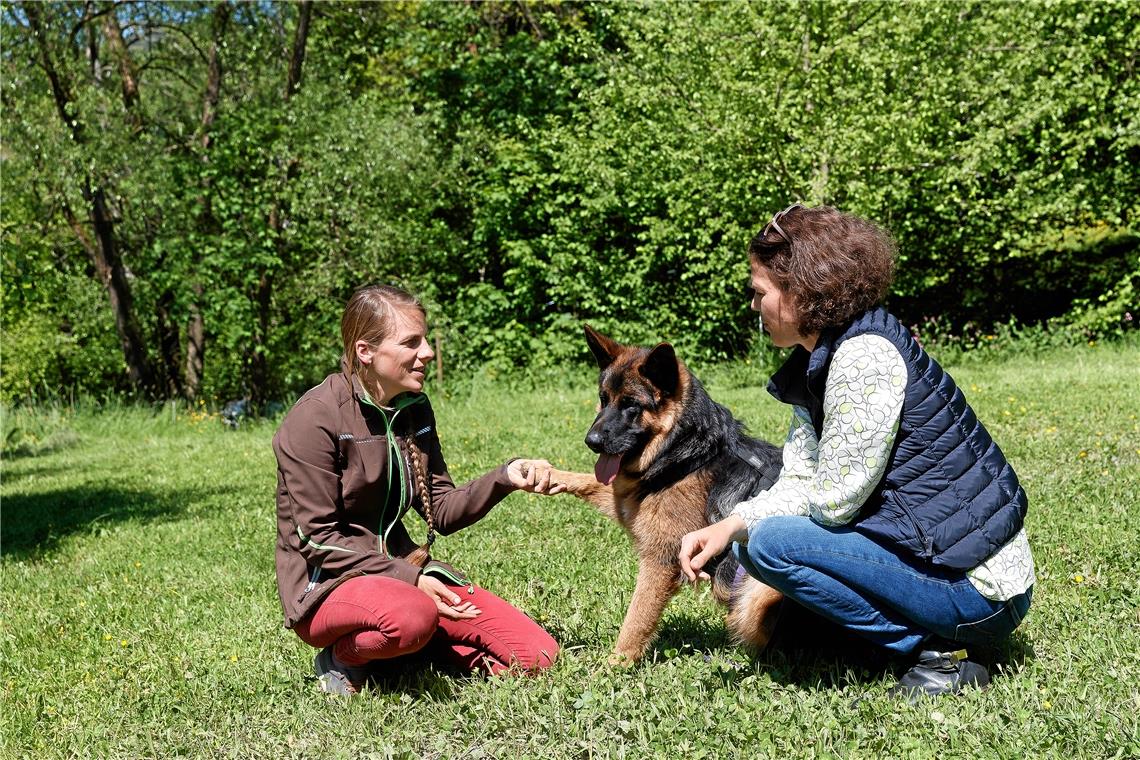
[273,285,560,695]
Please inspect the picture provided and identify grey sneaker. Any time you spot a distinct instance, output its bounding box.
[889,648,990,704]
[314,647,371,696]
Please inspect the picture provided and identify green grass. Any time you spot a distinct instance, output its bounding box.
[3,342,1139,758]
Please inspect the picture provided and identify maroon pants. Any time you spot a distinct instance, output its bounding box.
[294,575,558,675]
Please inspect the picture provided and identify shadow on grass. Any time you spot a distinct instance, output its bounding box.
[307,667,464,701]
[645,612,733,659]
[303,652,475,701]
[644,602,1036,694]
[756,604,1038,693]
[0,484,234,562]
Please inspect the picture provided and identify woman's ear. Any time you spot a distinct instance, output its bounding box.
[354,339,375,367]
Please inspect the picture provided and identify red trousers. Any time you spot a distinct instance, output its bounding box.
[294,575,558,675]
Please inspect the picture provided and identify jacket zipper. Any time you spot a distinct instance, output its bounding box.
[301,561,324,597]
[358,392,427,559]
[896,498,935,559]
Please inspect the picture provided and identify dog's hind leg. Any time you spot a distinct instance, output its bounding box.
[726,575,784,652]
[610,559,681,664]
[549,468,617,520]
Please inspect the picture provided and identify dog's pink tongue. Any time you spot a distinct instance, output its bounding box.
[594,454,622,485]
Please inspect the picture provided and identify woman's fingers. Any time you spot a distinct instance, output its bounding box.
[678,532,703,581]
[436,600,481,620]
[679,525,726,582]
[510,459,564,494]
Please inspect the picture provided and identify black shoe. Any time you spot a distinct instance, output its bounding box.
[889,648,990,704]
[314,647,371,696]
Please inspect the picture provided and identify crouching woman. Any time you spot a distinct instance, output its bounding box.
[680,205,1034,701]
[273,284,560,695]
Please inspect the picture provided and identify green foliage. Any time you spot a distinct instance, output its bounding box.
[1,1,1136,402]
[3,344,1139,756]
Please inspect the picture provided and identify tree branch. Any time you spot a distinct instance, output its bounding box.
[143,21,211,65]
[285,0,312,99]
[100,2,141,116]
[199,2,231,148]
[24,2,85,143]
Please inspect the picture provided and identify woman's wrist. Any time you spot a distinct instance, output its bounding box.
[722,514,749,544]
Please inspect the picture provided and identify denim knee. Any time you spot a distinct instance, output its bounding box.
[747,515,812,566]
[740,515,812,582]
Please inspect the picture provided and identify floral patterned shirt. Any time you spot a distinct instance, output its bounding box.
[731,334,1035,601]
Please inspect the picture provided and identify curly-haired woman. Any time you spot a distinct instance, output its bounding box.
[678,205,1034,702]
[273,285,561,695]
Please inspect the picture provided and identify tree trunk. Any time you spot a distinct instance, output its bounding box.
[26,2,155,396]
[86,184,155,394]
[100,5,140,120]
[184,1,233,401]
[184,286,206,398]
[156,288,184,398]
[286,1,312,98]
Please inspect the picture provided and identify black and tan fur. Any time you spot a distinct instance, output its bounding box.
[551,326,787,663]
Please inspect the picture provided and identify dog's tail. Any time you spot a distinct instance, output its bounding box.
[722,563,785,651]
[710,550,740,604]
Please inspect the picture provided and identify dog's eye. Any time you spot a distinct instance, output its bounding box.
[621,400,641,415]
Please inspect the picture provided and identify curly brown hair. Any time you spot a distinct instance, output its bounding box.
[749,205,896,335]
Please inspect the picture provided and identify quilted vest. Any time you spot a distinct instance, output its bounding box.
[767,307,1027,570]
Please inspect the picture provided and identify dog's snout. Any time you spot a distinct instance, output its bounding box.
[585,430,605,453]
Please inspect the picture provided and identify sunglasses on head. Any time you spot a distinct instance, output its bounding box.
[762,202,805,243]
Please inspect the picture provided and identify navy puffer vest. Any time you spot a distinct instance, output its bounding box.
[767,307,1027,571]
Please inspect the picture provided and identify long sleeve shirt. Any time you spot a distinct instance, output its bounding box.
[731,334,1035,601]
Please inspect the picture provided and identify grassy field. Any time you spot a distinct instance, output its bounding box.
[3,341,1139,758]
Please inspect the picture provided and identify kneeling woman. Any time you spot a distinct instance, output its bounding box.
[679,205,1034,701]
[274,285,561,695]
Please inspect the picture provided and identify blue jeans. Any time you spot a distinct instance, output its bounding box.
[734,516,1032,655]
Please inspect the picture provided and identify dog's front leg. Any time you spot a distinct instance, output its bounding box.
[549,468,616,520]
[610,559,680,664]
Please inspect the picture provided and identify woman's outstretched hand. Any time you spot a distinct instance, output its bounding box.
[416,574,481,620]
[678,515,749,583]
[507,459,567,495]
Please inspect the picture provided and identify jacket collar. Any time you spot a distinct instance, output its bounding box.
[766,322,842,408]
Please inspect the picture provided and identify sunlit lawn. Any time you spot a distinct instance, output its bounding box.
[3,341,1138,758]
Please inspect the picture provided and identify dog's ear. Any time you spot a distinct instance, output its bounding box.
[583,324,621,370]
[640,342,679,397]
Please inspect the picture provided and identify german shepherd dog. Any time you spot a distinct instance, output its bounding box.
[549,326,787,663]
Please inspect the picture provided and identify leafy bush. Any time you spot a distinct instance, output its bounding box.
[2,2,1136,402]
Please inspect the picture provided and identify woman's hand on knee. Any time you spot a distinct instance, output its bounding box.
[679,515,748,583]
[416,575,481,620]
[508,459,567,495]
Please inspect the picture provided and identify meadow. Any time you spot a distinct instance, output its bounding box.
[3,341,1139,759]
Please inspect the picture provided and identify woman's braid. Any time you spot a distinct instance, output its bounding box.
[401,435,435,568]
